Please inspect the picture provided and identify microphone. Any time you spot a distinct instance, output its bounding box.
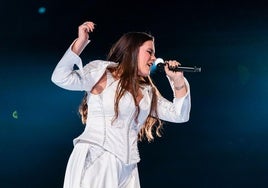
[154,58,201,73]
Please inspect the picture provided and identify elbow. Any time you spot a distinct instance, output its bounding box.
[177,107,191,123]
[51,73,64,88]
[51,73,56,84]
[51,73,67,89]
[177,111,191,123]
[183,114,190,123]
[178,113,190,123]
[51,74,58,85]
[182,108,191,123]
[181,103,191,123]
[170,113,190,124]
[51,71,62,85]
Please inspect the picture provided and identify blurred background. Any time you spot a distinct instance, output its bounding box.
[1,0,268,187]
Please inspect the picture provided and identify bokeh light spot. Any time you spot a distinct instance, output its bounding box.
[38,7,46,14]
[12,110,18,119]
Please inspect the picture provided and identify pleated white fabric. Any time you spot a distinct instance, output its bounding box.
[63,143,90,188]
[63,142,140,188]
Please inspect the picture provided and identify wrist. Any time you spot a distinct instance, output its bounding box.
[71,38,90,55]
[173,78,185,87]
[174,84,185,91]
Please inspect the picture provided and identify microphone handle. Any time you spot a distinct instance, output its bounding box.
[172,66,201,72]
[156,63,201,73]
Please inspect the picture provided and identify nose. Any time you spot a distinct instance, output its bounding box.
[151,54,156,61]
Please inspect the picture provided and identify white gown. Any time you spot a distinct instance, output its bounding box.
[63,142,140,188]
[52,43,191,188]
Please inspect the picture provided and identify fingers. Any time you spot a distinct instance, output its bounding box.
[81,21,95,32]
[164,60,184,80]
[164,60,181,71]
[165,60,181,67]
[77,21,95,41]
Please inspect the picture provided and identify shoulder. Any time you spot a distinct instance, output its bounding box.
[83,60,118,72]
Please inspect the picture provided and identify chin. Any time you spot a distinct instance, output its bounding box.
[138,71,147,76]
[139,72,150,77]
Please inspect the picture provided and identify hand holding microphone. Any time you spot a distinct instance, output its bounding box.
[154,58,201,73]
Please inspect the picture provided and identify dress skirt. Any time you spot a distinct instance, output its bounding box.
[63,142,141,188]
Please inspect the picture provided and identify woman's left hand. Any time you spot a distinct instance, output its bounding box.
[164,60,185,86]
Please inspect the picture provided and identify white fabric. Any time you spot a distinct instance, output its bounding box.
[51,49,191,164]
[63,143,89,188]
[63,142,140,188]
[52,42,191,188]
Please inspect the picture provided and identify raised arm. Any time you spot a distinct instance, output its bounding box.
[156,60,191,123]
[157,77,191,123]
[51,21,100,91]
[72,21,95,55]
[164,60,187,98]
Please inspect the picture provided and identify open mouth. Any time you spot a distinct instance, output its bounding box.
[147,62,153,68]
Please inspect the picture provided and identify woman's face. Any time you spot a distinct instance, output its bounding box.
[137,40,156,77]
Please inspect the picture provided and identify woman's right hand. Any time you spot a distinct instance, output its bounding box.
[72,21,95,55]
[78,21,95,41]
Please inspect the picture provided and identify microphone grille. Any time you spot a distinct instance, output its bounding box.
[154,58,164,65]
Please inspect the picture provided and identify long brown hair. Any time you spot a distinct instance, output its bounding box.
[79,32,163,142]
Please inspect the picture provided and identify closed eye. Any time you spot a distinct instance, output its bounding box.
[147,50,154,56]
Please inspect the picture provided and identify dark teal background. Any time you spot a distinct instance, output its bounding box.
[1,0,268,187]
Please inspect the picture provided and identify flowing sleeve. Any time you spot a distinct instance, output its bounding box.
[51,43,118,91]
[157,77,191,123]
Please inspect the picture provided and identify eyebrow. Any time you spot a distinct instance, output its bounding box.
[147,47,155,53]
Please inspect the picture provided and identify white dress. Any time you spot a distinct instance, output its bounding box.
[63,142,140,188]
[51,44,191,188]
